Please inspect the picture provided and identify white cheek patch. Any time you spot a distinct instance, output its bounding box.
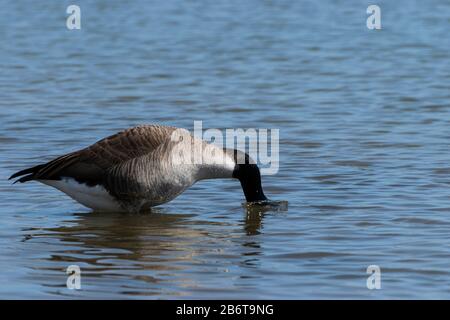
[39,178,123,212]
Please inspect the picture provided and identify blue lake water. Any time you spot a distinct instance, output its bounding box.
[0,0,449,299]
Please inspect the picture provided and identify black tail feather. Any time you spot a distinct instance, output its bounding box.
[9,164,45,183]
[12,174,36,184]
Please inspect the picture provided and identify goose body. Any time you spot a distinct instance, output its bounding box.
[10,125,268,212]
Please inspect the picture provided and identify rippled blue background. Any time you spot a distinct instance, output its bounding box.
[0,0,449,299]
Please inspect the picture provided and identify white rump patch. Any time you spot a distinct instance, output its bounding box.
[40,178,123,212]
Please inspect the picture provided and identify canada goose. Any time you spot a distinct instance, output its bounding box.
[9,125,269,212]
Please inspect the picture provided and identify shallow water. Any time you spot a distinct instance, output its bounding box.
[0,0,449,299]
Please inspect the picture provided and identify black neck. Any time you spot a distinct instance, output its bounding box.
[233,163,268,202]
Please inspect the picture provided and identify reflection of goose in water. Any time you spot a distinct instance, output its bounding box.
[23,208,268,297]
[243,204,275,236]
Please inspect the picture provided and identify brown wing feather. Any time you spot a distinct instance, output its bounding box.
[10,125,177,185]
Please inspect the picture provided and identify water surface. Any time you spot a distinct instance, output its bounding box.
[0,0,449,299]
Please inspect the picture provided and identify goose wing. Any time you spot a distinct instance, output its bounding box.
[9,125,177,185]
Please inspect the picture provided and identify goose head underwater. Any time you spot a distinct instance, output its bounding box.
[9,125,280,212]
